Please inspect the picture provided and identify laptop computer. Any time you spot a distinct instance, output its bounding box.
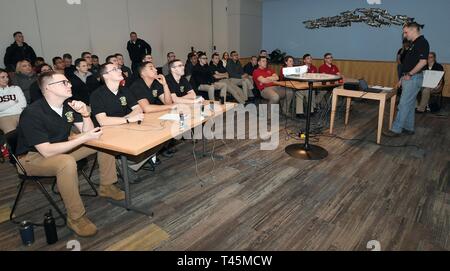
[359,79,383,93]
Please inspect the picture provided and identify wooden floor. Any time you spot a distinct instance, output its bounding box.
[0,100,449,251]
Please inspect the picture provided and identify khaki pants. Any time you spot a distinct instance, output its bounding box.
[0,114,20,134]
[295,91,315,114]
[229,78,254,100]
[220,79,247,104]
[261,86,294,115]
[18,147,117,220]
[198,82,227,101]
[416,86,442,112]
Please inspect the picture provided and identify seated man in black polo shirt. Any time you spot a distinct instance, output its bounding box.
[165,59,203,104]
[130,61,174,113]
[131,61,178,158]
[90,63,148,170]
[16,71,124,237]
[90,63,144,126]
[209,52,247,104]
[191,52,227,101]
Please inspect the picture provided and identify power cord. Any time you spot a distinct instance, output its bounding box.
[191,130,206,187]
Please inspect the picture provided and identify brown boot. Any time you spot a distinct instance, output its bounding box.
[99,184,125,201]
[67,215,97,237]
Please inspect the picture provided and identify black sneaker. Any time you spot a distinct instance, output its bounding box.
[161,149,174,158]
[382,130,401,137]
[402,129,415,135]
[168,147,178,154]
[296,114,305,119]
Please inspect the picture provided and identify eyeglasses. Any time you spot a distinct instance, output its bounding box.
[48,80,71,87]
[103,67,122,74]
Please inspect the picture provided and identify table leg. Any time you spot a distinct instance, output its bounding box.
[284,82,328,160]
[329,92,338,134]
[377,99,386,145]
[389,95,397,130]
[108,155,154,217]
[345,97,351,126]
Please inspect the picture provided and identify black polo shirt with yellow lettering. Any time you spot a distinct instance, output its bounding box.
[165,73,195,97]
[16,98,82,156]
[129,78,164,105]
[90,84,138,119]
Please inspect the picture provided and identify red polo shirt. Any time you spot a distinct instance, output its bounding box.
[319,63,340,75]
[253,67,276,91]
[308,64,318,73]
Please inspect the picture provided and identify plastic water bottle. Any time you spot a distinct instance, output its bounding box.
[179,112,185,130]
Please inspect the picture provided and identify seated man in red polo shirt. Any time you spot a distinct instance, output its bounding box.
[253,56,294,115]
[317,52,340,108]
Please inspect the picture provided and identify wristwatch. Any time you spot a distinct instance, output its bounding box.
[82,112,91,118]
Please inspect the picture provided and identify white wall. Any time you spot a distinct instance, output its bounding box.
[0,0,214,67]
[222,0,262,57]
[0,0,262,68]
[212,0,229,54]
[239,0,262,57]
[0,0,43,65]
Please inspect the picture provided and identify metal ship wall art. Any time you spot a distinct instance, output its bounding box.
[303,8,416,29]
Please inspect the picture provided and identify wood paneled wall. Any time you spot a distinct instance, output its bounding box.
[240,58,450,97]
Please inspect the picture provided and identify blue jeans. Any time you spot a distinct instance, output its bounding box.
[392,73,423,133]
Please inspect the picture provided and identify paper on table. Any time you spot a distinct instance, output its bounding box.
[159,113,181,121]
[423,70,444,88]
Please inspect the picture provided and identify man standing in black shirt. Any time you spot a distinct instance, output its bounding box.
[384,22,429,137]
[16,71,123,237]
[4,32,37,72]
[127,32,152,74]
[416,52,445,113]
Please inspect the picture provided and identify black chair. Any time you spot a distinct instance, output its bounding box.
[5,130,66,227]
[6,131,98,226]
[430,81,445,112]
